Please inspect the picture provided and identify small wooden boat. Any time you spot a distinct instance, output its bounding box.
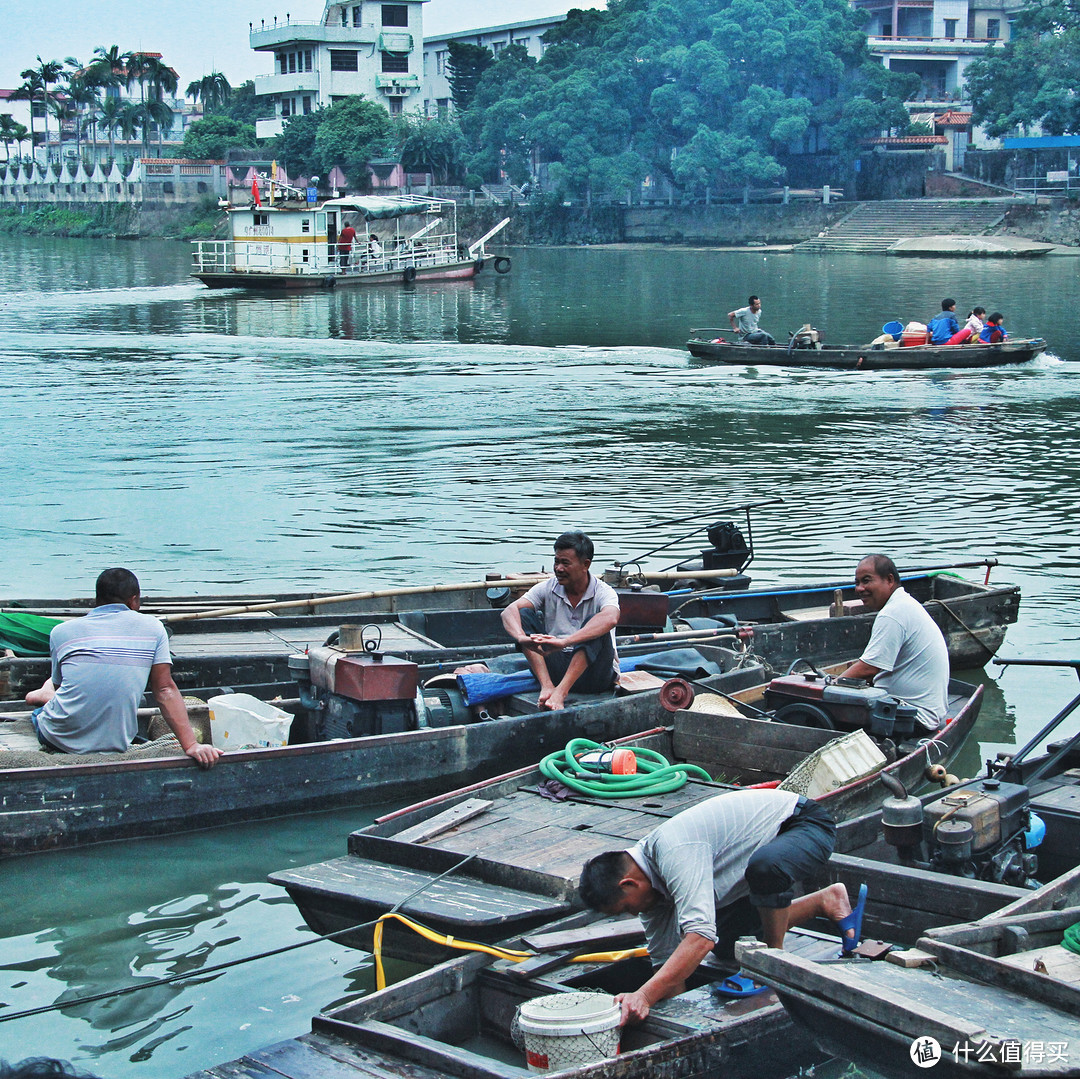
[686,328,1048,369]
[0,641,764,858]
[269,672,983,962]
[736,659,1080,1078]
[191,194,510,290]
[0,564,1019,699]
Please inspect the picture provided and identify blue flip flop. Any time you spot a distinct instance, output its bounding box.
[711,973,769,998]
[837,882,868,954]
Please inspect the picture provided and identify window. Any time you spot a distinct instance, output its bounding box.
[330,50,359,71]
[301,218,311,233]
[382,4,408,26]
[288,52,297,73]
[435,49,447,75]
[305,50,313,71]
[277,51,287,73]
[353,5,361,26]
[492,40,504,54]
[943,19,956,38]
[341,6,347,26]
[514,37,531,50]
[303,95,313,114]
[436,97,449,120]
[281,98,292,117]
[986,18,1000,38]
[302,248,310,263]
[254,213,269,226]
[382,52,409,72]
[388,95,404,115]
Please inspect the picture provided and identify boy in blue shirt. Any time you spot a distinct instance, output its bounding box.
[928,298,960,344]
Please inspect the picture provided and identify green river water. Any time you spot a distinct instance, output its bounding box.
[1,235,1078,1076]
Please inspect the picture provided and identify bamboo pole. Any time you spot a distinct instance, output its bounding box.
[160,568,738,624]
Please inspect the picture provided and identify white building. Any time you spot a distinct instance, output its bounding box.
[421,16,565,119]
[250,0,427,138]
[854,0,1022,113]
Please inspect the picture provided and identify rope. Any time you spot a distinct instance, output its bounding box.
[539,737,712,798]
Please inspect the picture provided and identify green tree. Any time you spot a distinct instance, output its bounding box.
[218,81,263,127]
[0,114,19,161]
[446,42,493,112]
[395,112,467,182]
[966,0,1080,136]
[274,109,324,177]
[187,72,233,115]
[312,96,393,186]
[14,57,64,162]
[464,0,912,199]
[179,115,257,159]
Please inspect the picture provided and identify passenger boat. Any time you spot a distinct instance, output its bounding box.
[685,328,1048,369]
[191,193,510,290]
[269,669,983,962]
[736,657,1080,1078]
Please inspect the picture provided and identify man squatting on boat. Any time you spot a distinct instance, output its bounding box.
[500,531,619,712]
[840,553,950,731]
[25,568,221,767]
[579,790,860,1024]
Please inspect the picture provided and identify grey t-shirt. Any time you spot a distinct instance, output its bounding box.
[39,603,171,753]
[860,587,950,730]
[731,305,761,335]
[522,573,620,669]
[628,789,800,962]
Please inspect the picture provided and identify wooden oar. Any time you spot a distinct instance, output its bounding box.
[159,568,739,624]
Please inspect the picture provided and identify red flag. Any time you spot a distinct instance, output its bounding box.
[251,176,261,207]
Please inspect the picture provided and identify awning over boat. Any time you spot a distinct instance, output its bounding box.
[320,195,449,220]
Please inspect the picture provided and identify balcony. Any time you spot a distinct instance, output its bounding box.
[868,35,1005,55]
[254,72,320,96]
[375,74,421,93]
[256,117,285,139]
[250,21,378,49]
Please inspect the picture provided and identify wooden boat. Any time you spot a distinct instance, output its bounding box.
[736,659,1080,1078]
[0,565,1019,700]
[0,641,765,858]
[686,328,1048,369]
[269,673,983,962]
[191,194,509,290]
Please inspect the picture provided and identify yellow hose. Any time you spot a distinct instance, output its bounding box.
[372,913,651,989]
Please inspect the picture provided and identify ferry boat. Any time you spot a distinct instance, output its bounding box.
[191,193,510,290]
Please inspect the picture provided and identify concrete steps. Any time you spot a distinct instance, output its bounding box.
[796,200,1011,253]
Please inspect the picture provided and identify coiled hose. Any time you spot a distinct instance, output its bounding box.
[539,737,712,798]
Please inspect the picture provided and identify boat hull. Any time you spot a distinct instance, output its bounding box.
[193,258,480,290]
[686,335,1047,369]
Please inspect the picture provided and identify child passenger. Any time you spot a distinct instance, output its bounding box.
[979,313,1007,343]
[947,306,986,345]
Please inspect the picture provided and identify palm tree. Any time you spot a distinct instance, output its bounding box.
[96,95,124,163]
[118,100,142,160]
[148,99,175,154]
[186,72,232,115]
[17,57,64,162]
[0,114,19,162]
[12,122,29,163]
[89,45,127,87]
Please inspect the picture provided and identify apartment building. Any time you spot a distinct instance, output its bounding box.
[421,16,565,119]
[854,0,1023,108]
[250,0,427,138]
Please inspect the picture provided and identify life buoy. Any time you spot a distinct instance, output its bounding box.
[494,256,512,274]
[403,265,417,283]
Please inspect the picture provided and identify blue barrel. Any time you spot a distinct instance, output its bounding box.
[882,320,903,340]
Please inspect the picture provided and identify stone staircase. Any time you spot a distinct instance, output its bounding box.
[796,199,1013,253]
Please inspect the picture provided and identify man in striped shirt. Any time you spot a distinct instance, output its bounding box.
[579,789,853,1023]
[27,568,221,766]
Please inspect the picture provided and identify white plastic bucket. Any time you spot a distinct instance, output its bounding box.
[517,992,621,1073]
[208,693,293,750]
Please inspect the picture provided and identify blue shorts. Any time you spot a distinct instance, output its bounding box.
[29,708,63,752]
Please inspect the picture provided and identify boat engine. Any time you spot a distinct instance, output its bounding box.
[881,776,1043,888]
[763,668,919,741]
[788,324,823,350]
[296,625,420,738]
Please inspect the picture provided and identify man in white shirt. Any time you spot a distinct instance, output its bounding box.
[841,554,950,730]
[501,531,620,710]
[727,295,775,345]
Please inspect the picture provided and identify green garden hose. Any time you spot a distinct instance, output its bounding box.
[539,737,712,798]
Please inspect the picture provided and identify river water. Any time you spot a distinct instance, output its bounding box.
[1,235,1079,1076]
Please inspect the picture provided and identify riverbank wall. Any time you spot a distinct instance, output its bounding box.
[5,196,1080,248]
